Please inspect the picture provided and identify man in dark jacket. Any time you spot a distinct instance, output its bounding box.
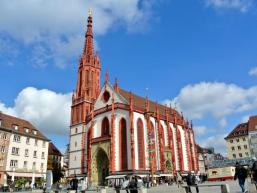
[186,172,199,193]
[234,162,248,193]
[129,177,138,193]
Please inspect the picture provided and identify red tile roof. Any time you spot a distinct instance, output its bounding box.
[48,142,63,156]
[0,112,49,141]
[248,115,257,132]
[119,88,185,125]
[225,115,257,139]
[225,122,248,139]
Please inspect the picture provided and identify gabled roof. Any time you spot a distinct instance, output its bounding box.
[225,122,248,139]
[119,88,184,124]
[0,112,49,141]
[48,142,63,156]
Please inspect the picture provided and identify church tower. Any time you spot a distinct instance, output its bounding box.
[71,11,100,125]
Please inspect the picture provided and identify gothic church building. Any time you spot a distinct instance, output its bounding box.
[68,13,199,185]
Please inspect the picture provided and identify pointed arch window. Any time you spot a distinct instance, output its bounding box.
[149,121,156,169]
[160,124,165,146]
[101,117,110,136]
[119,118,128,170]
[137,118,145,169]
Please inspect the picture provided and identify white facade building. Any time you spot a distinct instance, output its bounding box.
[0,112,49,185]
[68,13,199,185]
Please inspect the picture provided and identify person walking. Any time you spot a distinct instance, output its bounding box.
[251,157,257,190]
[71,175,78,193]
[129,176,138,193]
[177,172,183,188]
[9,180,14,193]
[186,172,199,193]
[234,162,248,193]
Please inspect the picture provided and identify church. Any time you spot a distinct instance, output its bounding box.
[68,12,199,185]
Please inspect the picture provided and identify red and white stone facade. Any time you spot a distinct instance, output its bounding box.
[68,13,199,184]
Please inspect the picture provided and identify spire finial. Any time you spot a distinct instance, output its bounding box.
[105,70,109,83]
[88,9,92,17]
[114,78,119,92]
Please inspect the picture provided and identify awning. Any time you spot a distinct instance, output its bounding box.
[137,174,147,178]
[160,174,173,177]
[149,174,160,177]
[105,175,126,179]
[7,172,45,178]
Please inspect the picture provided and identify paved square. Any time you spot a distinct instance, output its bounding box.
[3,180,256,193]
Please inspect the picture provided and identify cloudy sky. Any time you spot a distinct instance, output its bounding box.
[0,0,257,154]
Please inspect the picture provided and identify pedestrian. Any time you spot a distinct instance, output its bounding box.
[129,176,138,193]
[186,172,199,193]
[177,172,183,188]
[251,157,257,190]
[71,175,78,193]
[234,162,248,193]
[9,180,14,193]
[121,177,130,193]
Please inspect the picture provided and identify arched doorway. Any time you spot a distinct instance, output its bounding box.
[96,148,109,185]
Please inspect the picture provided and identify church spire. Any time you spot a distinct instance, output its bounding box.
[71,10,101,125]
[83,10,94,61]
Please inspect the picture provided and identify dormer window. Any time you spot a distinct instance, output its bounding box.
[33,130,37,135]
[12,125,18,131]
[0,120,2,127]
[25,128,29,133]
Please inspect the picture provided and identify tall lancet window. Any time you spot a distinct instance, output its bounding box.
[101,117,110,136]
[119,118,128,170]
[149,121,156,169]
[137,118,145,169]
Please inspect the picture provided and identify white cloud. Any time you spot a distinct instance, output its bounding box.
[241,114,249,122]
[0,0,157,67]
[249,67,257,76]
[165,82,257,128]
[205,0,253,12]
[0,87,72,135]
[194,125,208,135]
[199,134,227,155]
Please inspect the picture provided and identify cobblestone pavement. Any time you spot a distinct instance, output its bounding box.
[3,180,257,193]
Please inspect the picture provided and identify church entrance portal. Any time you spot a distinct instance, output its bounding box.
[96,148,109,185]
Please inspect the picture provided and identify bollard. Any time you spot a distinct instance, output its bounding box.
[221,184,230,193]
[139,188,147,193]
[100,188,106,193]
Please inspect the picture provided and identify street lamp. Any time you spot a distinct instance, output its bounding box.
[11,167,15,182]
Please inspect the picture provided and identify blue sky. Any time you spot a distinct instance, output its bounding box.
[0,0,257,154]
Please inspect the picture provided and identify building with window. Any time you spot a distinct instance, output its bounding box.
[0,112,49,185]
[225,122,250,160]
[47,142,64,183]
[68,13,199,185]
[197,145,225,174]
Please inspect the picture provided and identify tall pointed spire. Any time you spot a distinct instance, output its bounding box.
[71,10,100,125]
[83,9,94,61]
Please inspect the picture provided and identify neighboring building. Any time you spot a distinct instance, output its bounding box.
[248,116,257,158]
[63,144,69,177]
[47,142,64,183]
[225,122,250,160]
[0,112,49,185]
[198,152,206,174]
[197,145,225,174]
[68,13,199,185]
